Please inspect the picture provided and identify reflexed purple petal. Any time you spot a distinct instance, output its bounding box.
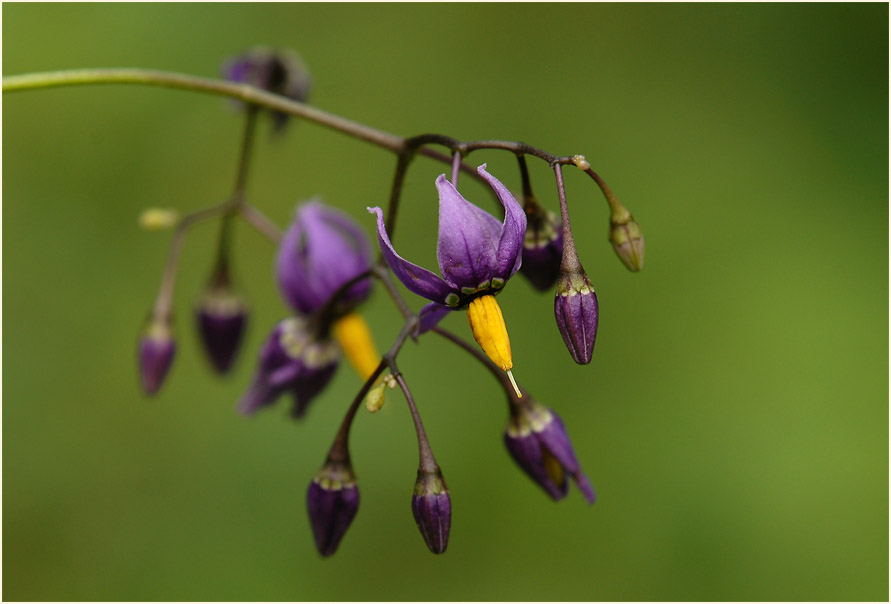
[536,411,582,476]
[368,207,455,303]
[307,474,360,557]
[574,470,597,504]
[477,165,527,279]
[504,428,568,501]
[276,216,321,314]
[554,274,599,364]
[435,175,502,290]
[417,302,453,335]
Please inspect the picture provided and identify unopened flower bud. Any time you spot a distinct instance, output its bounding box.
[520,197,563,291]
[611,221,645,272]
[196,286,248,374]
[306,461,359,557]
[609,205,645,272]
[411,468,451,554]
[365,382,386,413]
[504,400,596,503]
[554,270,599,365]
[138,316,176,396]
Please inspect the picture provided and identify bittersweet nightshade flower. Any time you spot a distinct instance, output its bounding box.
[504,400,596,504]
[223,46,311,131]
[277,201,372,316]
[369,164,527,395]
[554,269,599,365]
[138,316,176,396]
[237,317,339,419]
[307,460,360,557]
[520,197,563,291]
[196,286,248,374]
[411,468,451,554]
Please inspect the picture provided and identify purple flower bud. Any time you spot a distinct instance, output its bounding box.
[504,401,596,504]
[554,270,599,364]
[138,317,176,396]
[520,201,563,291]
[306,461,360,557]
[276,201,372,316]
[237,317,339,418]
[196,287,248,374]
[411,468,451,554]
[223,47,311,131]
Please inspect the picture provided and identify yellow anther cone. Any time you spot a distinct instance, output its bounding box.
[466,295,522,398]
[334,312,386,412]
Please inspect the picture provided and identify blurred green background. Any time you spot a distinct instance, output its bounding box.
[3,3,887,601]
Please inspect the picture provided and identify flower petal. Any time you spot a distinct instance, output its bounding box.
[368,207,455,303]
[477,165,527,279]
[417,302,453,335]
[301,202,371,303]
[435,175,502,290]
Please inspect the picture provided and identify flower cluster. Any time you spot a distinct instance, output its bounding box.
[132,46,644,559]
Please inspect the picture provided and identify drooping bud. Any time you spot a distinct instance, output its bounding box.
[138,315,176,396]
[223,46,312,131]
[196,286,248,374]
[504,400,596,504]
[554,270,599,365]
[609,203,645,272]
[520,196,563,291]
[306,460,360,557]
[411,468,451,554]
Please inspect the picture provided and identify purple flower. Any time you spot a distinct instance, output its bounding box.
[369,165,525,312]
[277,201,372,316]
[520,205,563,291]
[223,47,311,131]
[369,165,527,395]
[554,270,599,365]
[195,287,248,374]
[138,317,176,396]
[411,468,451,554]
[237,317,339,419]
[307,460,360,557]
[504,401,596,504]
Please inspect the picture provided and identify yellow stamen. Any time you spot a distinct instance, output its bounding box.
[466,295,522,398]
[334,312,381,380]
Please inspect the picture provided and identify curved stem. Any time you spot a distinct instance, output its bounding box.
[394,372,438,473]
[431,327,522,407]
[327,359,387,464]
[553,164,582,272]
[238,202,282,243]
[450,150,462,185]
[233,107,259,198]
[3,69,404,151]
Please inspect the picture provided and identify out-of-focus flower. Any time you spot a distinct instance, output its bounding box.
[277,201,372,316]
[223,46,311,130]
[520,197,563,291]
[504,400,596,503]
[237,317,338,419]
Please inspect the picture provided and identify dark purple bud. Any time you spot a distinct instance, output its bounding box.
[554,270,599,364]
[306,461,360,557]
[237,318,339,417]
[411,468,451,554]
[196,287,248,374]
[223,47,311,131]
[138,316,176,396]
[504,401,596,504]
[520,198,563,291]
